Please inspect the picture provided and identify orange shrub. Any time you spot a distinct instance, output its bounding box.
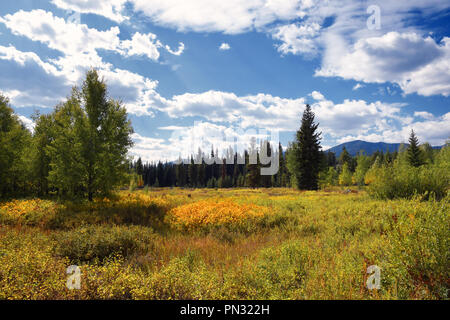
[168,199,270,230]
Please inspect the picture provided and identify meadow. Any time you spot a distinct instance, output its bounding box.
[0,187,448,300]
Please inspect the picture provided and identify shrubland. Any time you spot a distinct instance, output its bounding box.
[1,188,448,300]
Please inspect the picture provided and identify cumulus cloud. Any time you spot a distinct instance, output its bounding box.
[128,0,312,34]
[316,32,450,97]
[18,115,36,132]
[272,22,320,57]
[0,45,71,107]
[414,111,435,120]
[219,43,231,51]
[337,112,450,146]
[155,90,306,130]
[0,9,182,115]
[51,0,128,23]
[310,91,325,101]
[148,88,448,146]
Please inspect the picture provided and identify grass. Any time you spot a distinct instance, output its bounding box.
[0,188,448,300]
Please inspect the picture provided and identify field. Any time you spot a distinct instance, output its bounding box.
[0,188,448,300]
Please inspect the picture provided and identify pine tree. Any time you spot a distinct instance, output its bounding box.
[407,130,424,167]
[136,157,144,176]
[246,137,260,188]
[338,147,351,166]
[188,157,197,187]
[287,105,322,190]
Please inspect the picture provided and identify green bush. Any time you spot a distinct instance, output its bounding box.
[227,241,310,299]
[367,148,449,200]
[53,225,155,264]
[382,196,449,299]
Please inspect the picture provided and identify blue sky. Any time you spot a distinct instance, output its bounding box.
[0,1,449,161]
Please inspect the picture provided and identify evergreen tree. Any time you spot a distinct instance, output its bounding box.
[188,157,197,187]
[407,130,424,167]
[135,157,144,176]
[287,105,322,190]
[338,147,351,166]
[246,138,260,188]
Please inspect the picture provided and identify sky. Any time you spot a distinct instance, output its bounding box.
[0,0,449,162]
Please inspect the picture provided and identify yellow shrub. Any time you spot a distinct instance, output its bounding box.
[168,199,270,230]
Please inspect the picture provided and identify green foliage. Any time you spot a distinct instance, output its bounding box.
[339,163,353,186]
[45,70,133,200]
[53,225,155,264]
[353,152,371,186]
[319,166,338,188]
[383,197,449,299]
[0,94,33,197]
[233,241,310,299]
[367,146,449,200]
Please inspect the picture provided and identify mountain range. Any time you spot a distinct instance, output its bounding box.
[326,140,443,157]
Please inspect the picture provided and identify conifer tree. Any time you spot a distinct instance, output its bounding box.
[287,105,322,190]
[407,130,424,167]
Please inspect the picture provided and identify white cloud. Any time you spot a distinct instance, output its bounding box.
[165,42,185,56]
[0,9,183,115]
[129,0,312,34]
[353,83,364,91]
[219,43,231,51]
[156,90,306,130]
[0,45,70,107]
[0,10,184,66]
[310,91,325,101]
[120,32,161,61]
[337,112,450,146]
[154,89,440,144]
[414,111,435,120]
[51,0,128,23]
[272,22,320,57]
[18,115,36,132]
[316,32,450,97]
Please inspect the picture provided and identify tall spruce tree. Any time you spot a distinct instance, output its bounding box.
[407,129,424,167]
[287,104,322,190]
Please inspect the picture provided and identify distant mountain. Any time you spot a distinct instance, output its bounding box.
[326,140,442,157]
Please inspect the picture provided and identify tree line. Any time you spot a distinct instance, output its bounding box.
[1,70,448,200]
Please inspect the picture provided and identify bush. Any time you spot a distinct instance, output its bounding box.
[382,196,449,299]
[226,241,310,299]
[53,225,155,264]
[367,148,449,200]
[0,229,70,300]
[47,194,171,230]
[137,251,221,299]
